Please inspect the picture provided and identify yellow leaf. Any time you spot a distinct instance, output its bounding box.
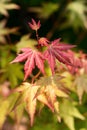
[0,0,19,16]
[37,93,54,112]
[45,84,56,107]
[36,75,69,105]
[0,100,9,128]
[25,85,39,126]
[55,88,68,97]
[54,101,61,122]
[15,82,40,126]
[0,20,19,43]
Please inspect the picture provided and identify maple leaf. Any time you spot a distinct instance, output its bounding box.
[80,52,87,74]
[36,75,69,111]
[60,99,84,130]
[66,50,82,75]
[44,38,76,74]
[0,0,19,16]
[13,77,69,126]
[0,20,19,43]
[11,48,45,80]
[74,75,87,103]
[66,51,87,75]
[14,82,39,126]
[28,19,41,31]
[14,82,53,126]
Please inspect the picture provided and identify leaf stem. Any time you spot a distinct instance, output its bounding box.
[31,71,41,84]
[36,30,39,40]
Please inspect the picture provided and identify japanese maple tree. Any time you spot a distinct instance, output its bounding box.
[11,19,77,126]
[11,18,75,80]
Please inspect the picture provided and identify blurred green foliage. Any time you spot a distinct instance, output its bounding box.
[0,0,87,130]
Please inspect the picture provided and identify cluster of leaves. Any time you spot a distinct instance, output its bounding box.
[0,0,87,130]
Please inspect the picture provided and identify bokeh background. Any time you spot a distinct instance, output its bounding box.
[0,0,87,130]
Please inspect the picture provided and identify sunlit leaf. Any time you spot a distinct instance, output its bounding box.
[14,82,53,126]
[0,99,9,128]
[74,74,87,103]
[14,82,38,126]
[54,101,61,122]
[61,72,75,91]
[0,0,19,16]
[11,48,45,81]
[0,92,19,129]
[7,92,21,113]
[16,83,46,125]
[37,93,54,112]
[14,103,25,124]
[16,35,37,53]
[36,75,69,118]
[29,2,59,19]
[63,1,87,30]
[0,20,19,43]
[37,75,69,98]
[6,64,24,87]
[60,99,85,130]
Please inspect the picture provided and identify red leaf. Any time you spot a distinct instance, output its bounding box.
[24,52,35,80]
[44,38,75,74]
[38,37,49,46]
[44,49,55,74]
[28,18,41,31]
[11,48,45,80]
[54,50,72,65]
[35,52,45,74]
[52,38,76,51]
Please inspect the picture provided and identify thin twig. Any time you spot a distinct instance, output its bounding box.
[36,30,39,40]
[31,71,41,84]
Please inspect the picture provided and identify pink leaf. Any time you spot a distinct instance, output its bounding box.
[44,38,75,74]
[35,52,45,74]
[28,18,41,31]
[24,53,35,81]
[11,48,45,80]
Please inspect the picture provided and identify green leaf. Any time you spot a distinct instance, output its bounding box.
[60,99,85,130]
[61,1,87,30]
[0,92,19,128]
[74,74,87,103]
[8,92,21,113]
[0,99,9,128]
[0,52,24,86]
[0,45,23,86]
[63,116,75,130]
[6,64,24,87]
[80,127,87,130]
[16,35,37,52]
[61,72,75,91]
[10,103,25,124]
[39,2,59,18]
[0,20,19,43]
[75,117,87,130]
[29,2,59,19]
